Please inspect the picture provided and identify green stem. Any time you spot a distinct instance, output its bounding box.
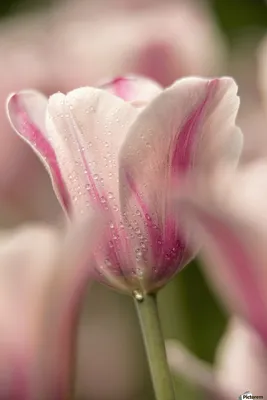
[134,291,176,400]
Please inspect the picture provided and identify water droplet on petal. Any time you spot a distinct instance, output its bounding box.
[104,259,112,267]
[145,214,152,221]
[135,248,142,259]
[133,289,144,302]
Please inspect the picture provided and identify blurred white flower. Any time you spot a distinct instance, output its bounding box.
[167,318,267,399]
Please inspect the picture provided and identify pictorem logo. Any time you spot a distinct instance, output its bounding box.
[239,391,263,399]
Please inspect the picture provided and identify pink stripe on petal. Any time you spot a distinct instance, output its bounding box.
[10,367,29,400]
[63,107,104,208]
[124,171,163,259]
[102,77,134,100]
[172,79,218,173]
[8,94,70,212]
[124,171,188,282]
[156,218,187,282]
[195,208,267,344]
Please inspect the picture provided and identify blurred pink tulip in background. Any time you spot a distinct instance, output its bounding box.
[0,217,102,399]
[0,0,225,224]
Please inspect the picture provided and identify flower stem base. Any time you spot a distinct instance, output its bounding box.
[134,291,176,400]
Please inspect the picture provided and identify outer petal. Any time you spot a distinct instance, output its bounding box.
[99,75,162,105]
[45,87,141,289]
[118,77,242,286]
[6,90,70,212]
[174,163,267,345]
[120,77,242,191]
[46,87,138,217]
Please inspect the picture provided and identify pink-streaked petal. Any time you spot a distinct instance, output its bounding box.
[6,91,70,212]
[120,170,191,290]
[118,77,241,279]
[46,87,138,218]
[175,195,267,346]
[120,77,241,193]
[100,75,162,105]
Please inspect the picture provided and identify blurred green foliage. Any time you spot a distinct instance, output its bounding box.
[1,0,267,28]
[209,0,267,40]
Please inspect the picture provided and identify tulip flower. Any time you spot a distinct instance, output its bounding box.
[166,318,267,399]
[0,217,102,399]
[7,75,242,400]
[7,75,242,294]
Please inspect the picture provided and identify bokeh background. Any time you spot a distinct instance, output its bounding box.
[0,0,267,399]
